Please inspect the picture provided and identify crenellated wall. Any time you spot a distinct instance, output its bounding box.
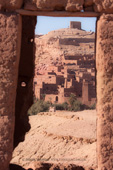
[0,0,113,170]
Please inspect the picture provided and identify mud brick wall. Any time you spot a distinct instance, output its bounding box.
[23,0,113,13]
[1,0,113,13]
[0,12,21,170]
[14,16,36,148]
[96,14,113,170]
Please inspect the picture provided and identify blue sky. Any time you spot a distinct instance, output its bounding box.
[35,16,97,35]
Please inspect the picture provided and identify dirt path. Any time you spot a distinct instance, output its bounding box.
[11,110,97,170]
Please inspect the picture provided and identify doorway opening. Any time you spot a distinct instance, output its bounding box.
[12,15,97,170]
[34,16,96,107]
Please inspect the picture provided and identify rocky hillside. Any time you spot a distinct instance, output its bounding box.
[35,28,95,76]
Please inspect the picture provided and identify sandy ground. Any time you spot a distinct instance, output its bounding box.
[11,110,97,170]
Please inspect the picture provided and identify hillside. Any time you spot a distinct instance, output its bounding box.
[35,27,95,75]
[34,25,96,106]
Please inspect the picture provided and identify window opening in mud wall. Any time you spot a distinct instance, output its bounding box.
[56,96,58,102]
[12,16,97,170]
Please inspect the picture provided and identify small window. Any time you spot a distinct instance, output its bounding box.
[56,96,58,102]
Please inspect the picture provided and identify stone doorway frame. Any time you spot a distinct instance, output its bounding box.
[1,8,113,170]
[14,11,99,169]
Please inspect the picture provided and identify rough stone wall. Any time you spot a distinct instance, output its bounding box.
[96,14,113,170]
[24,0,84,11]
[94,0,113,13]
[0,0,23,10]
[1,0,113,170]
[24,0,113,12]
[1,0,113,13]
[14,16,36,148]
[0,12,21,170]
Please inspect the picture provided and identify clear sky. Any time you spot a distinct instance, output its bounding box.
[35,16,97,35]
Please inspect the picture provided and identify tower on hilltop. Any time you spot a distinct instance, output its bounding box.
[70,21,81,30]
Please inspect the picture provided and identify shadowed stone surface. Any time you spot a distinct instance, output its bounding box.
[9,164,25,170]
[14,16,36,148]
[26,162,85,170]
[84,0,93,7]
[0,13,21,170]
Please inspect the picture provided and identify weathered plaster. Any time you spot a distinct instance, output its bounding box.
[0,12,21,170]
[96,14,113,170]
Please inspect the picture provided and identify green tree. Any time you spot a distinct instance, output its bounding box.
[69,93,77,105]
[69,93,82,111]
[28,100,51,116]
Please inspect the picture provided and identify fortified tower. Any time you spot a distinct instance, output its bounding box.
[70,21,81,29]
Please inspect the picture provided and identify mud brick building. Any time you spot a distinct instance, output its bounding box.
[34,22,96,105]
